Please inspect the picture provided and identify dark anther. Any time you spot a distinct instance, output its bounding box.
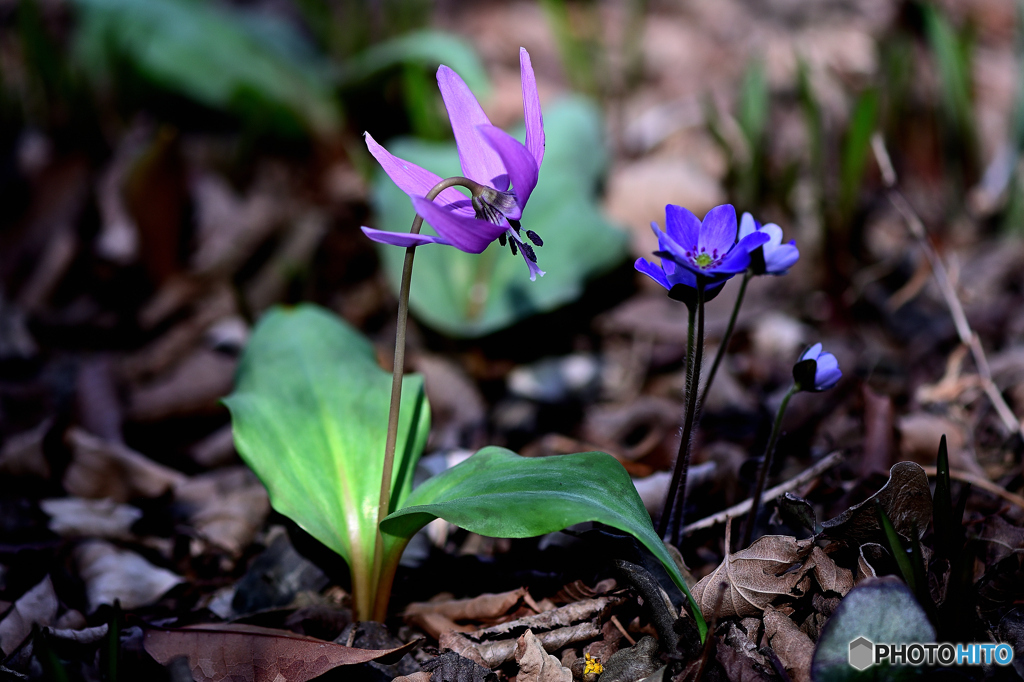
[510,240,518,256]
[520,242,537,263]
[508,218,522,232]
[526,230,543,246]
[499,232,507,247]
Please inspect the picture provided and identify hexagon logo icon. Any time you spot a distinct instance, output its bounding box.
[849,637,874,670]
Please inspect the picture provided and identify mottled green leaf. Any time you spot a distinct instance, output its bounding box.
[381,447,706,638]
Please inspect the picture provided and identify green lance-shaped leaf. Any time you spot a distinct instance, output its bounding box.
[224,304,430,620]
[381,447,707,638]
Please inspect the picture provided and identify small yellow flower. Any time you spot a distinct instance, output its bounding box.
[583,653,603,675]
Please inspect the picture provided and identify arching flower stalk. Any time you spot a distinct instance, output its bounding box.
[743,343,841,547]
[363,49,545,600]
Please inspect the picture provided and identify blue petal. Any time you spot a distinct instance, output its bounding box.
[664,206,701,250]
[765,242,799,274]
[699,204,737,254]
[814,352,841,390]
[738,212,760,240]
[800,343,823,362]
[635,257,670,290]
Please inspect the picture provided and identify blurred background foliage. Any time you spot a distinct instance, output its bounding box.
[1,0,1022,336]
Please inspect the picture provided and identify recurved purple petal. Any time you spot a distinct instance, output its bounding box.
[479,125,538,214]
[698,204,738,254]
[437,65,509,190]
[410,195,506,253]
[361,226,451,248]
[520,48,545,168]
[364,133,471,214]
[635,257,671,290]
[663,207,701,250]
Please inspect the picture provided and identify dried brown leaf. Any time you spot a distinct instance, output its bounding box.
[144,623,416,682]
[63,428,186,502]
[175,467,270,557]
[763,605,813,682]
[128,348,236,421]
[821,461,932,544]
[0,576,58,655]
[514,629,572,682]
[75,540,184,611]
[977,515,1024,565]
[440,622,601,669]
[470,595,621,639]
[692,521,814,618]
[404,588,526,624]
[856,543,887,583]
[804,546,853,596]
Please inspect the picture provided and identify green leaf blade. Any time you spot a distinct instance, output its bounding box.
[224,304,429,615]
[381,448,706,637]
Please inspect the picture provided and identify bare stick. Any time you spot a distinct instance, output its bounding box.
[680,451,844,536]
[871,134,1024,442]
[922,466,1024,510]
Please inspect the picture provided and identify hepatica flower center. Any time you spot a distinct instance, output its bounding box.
[693,250,716,268]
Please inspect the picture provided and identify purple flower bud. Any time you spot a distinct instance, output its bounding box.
[793,343,842,392]
[738,212,799,276]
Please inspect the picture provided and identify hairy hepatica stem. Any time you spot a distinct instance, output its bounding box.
[659,277,706,546]
[371,175,482,620]
[700,271,750,408]
[743,383,798,547]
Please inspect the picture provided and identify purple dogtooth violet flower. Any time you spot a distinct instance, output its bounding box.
[361,47,547,280]
[738,212,799,275]
[793,342,842,392]
[635,204,770,302]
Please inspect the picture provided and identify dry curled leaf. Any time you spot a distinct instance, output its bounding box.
[803,546,854,596]
[440,622,601,669]
[692,520,814,618]
[403,587,527,638]
[514,629,572,682]
[821,461,932,544]
[763,605,813,682]
[144,623,417,682]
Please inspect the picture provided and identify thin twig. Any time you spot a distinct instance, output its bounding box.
[922,466,1024,510]
[871,134,1024,442]
[609,615,636,646]
[680,451,844,536]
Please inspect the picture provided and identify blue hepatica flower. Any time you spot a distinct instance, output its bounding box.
[794,343,842,392]
[635,204,770,294]
[738,212,799,275]
[361,48,546,280]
